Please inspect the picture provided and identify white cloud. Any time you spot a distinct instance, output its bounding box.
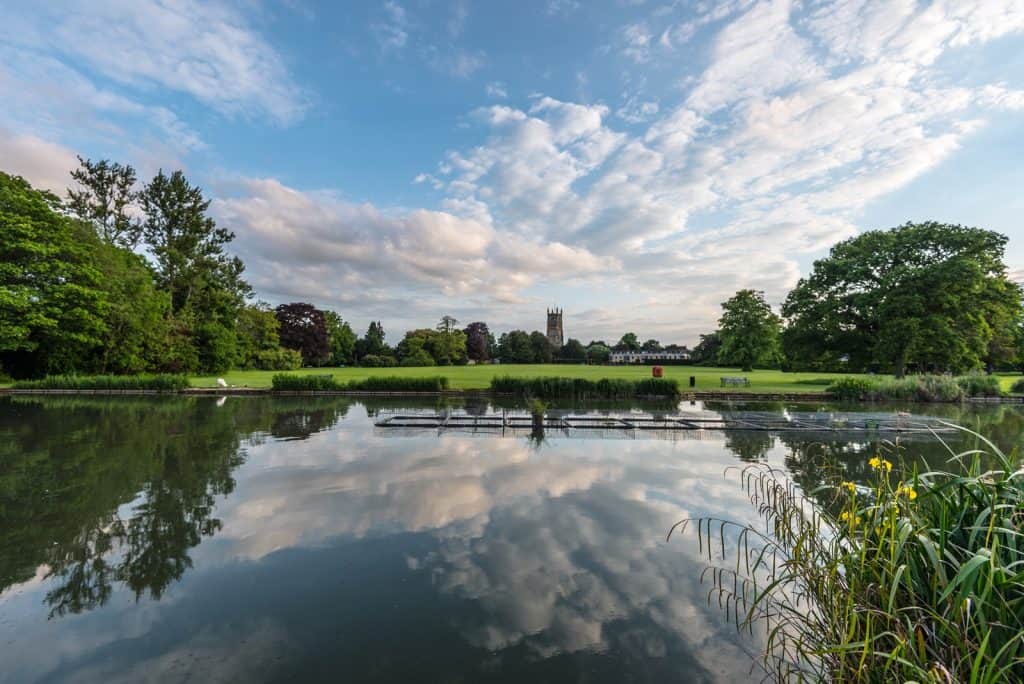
[485,81,509,98]
[214,177,617,323]
[621,23,654,63]
[0,129,80,195]
[547,0,581,16]
[427,48,486,78]
[1,0,306,126]
[418,0,1024,341]
[687,0,823,113]
[374,1,410,51]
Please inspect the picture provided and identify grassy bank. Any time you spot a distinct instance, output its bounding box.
[6,366,1021,396]
[10,374,189,391]
[190,365,915,392]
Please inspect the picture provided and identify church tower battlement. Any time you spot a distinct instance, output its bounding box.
[546,308,564,348]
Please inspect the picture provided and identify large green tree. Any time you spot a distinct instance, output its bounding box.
[139,169,250,372]
[66,156,142,249]
[356,321,389,361]
[782,222,1022,375]
[0,173,107,377]
[615,332,640,351]
[83,231,170,374]
[497,330,534,364]
[324,311,356,366]
[717,289,783,372]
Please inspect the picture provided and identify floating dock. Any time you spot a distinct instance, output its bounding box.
[373,410,958,439]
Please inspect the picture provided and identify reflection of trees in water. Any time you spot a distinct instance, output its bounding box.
[0,396,351,617]
[712,401,1024,512]
[722,431,774,462]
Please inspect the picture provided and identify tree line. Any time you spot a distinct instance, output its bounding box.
[1,161,355,378]
[2,157,1020,378]
[698,222,1023,375]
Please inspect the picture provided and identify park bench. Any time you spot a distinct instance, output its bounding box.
[720,376,750,387]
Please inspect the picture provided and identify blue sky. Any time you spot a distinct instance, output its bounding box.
[2,0,1023,345]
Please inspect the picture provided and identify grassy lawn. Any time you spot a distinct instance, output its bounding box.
[4,367,1019,393]
[190,365,878,392]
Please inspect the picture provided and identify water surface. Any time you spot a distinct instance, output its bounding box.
[1,396,1020,683]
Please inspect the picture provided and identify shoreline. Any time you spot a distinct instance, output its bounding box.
[3,387,1022,403]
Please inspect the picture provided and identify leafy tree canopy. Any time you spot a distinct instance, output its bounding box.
[275,302,330,366]
[0,172,107,377]
[324,311,356,366]
[497,330,534,364]
[615,333,640,351]
[464,321,491,361]
[718,289,783,372]
[560,338,586,361]
[67,156,142,249]
[782,222,1022,375]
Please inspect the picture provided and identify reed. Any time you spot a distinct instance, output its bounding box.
[270,374,449,392]
[671,425,1024,682]
[11,374,189,391]
[827,374,1004,402]
[489,375,679,399]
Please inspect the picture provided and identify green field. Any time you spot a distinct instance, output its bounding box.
[2,366,1018,393]
[190,365,867,392]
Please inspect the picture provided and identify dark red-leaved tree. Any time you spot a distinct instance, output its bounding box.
[464,321,491,361]
[275,302,330,366]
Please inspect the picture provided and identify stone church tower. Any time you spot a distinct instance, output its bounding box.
[546,308,564,348]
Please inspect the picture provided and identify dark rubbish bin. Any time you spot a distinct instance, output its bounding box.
[652,366,663,378]
[689,375,696,388]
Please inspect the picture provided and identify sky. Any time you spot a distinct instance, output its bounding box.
[2,0,1023,346]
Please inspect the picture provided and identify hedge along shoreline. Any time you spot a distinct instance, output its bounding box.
[270,374,450,392]
[827,373,1003,402]
[10,374,190,391]
[490,375,680,399]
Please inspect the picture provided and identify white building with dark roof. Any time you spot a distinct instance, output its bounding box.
[609,349,690,364]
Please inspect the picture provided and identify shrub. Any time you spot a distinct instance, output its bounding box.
[11,374,189,391]
[255,348,303,370]
[673,427,1024,681]
[270,374,449,392]
[831,374,999,402]
[792,377,837,386]
[490,376,679,399]
[399,350,436,367]
[1012,377,1024,394]
[871,375,963,402]
[954,372,1002,397]
[270,374,343,391]
[826,376,879,400]
[634,378,681,396]
[360,354,397,368]
[346,376,449,392]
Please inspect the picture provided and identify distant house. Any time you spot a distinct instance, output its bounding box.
[609,349,690,364]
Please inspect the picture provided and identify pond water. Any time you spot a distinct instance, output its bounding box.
[1,396,1021,683]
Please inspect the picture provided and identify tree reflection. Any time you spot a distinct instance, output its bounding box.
[0,395,351,617]
[722,431,774,462]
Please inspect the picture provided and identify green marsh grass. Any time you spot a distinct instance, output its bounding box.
[10,374,189,391]
[489,375,679,399]
[670,426,1024,682]
[270,374,449,392]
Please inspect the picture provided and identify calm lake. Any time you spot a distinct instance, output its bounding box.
[1,396,1022,683]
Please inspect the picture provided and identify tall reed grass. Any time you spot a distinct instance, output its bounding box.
[670,426,1024,682]
[270,374,448,392]
[489,376,679,399]
[828,374,1003,402]
[10,374,189,391]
